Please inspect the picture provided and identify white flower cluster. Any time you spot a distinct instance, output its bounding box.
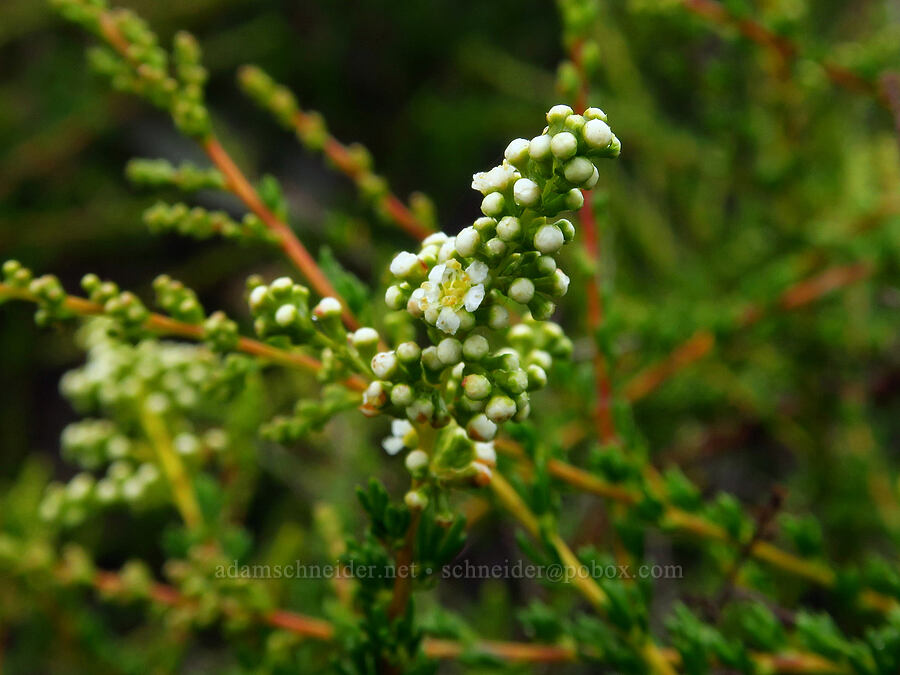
[386,103,619,335]
[43,319,233,527]
[364,104,619,459]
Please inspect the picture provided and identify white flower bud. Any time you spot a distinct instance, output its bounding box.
[546,104,573,124]
[529,135,551,160]
[396,341,421,363]
[467,413,498,441]
[270,277,293,294]
[485,238,507,258]
[551,269,570,296]
[462,373,491,400]
[485,395,517,423]
[96,479,118,503]
[513,178,541,207]
[438,237,457,262]
[383,436,405,455]
[564,188,584,210]
[583,118,613,149]
[456,309,476,332]
[481,192,505,217]
[474,441,497,466]
[351,327,380,348]
[488,305,509,330]
[314,296,342,318]
[390,384,414,407]
[421,346,443,371]
[361,381,388,416]
[534,225,566,255]
[174,433,199,456]
[529,349,553,370]
[390,251,423,278]
[455,227,480,257]
[406,397,434,424]
[584,107,607,121]
[473,216,497,233]
[384,285,406,310]
[471,164,517,194]
[584,165,600,189]
[248,285,268,310]
[422,232,448,246]
[463,334,490,361]
[496,216,522,241]
[526,364,548,389]
[67,473,94,500]
[550,131,578,160]
[536,255,557,276]
[564,114,586,133]
[404,489,428,510]
[275,304,298,326]
[371,351,399,379]
[564,157,594,185]
[504,138,531,166]
[437,338,463,365]
[509,278,535,304]
[405,449,430,473]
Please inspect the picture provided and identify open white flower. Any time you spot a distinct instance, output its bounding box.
[407,259,488,334]
[382,418,416,456]
[471,162,518,195]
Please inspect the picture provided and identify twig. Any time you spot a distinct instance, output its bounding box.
[493,441,897,613]
[291,110,433,241]
[676,0,882,106]
[624,262,872,401]
[569,40,618,444]
[68,566,839,671]
[0,282,368,392]
[95,12,360,330]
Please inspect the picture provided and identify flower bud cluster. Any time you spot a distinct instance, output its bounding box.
[60,320,219,417]
[386,104,617,335]
[153,275,205,324]
[81,273,150,337]
[126,158,225,191]
[40,462,166,527]
[42,321,236,526]
[247,276,315,343]
[56,0,213,138]
[368,105,616,443]
[144,202,274,243]
[2,261,72,325]
[61,419,132,470]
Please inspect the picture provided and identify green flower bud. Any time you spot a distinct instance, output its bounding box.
[462,374,491,400]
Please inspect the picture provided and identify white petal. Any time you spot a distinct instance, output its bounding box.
[422,232,448,246]
[436,307,461,334]
[382,436,405,455]
[428,263,447,284]
[466,260,488,284]
[391,418,413,438]
[475,441,497,465]
[464,284,485,312]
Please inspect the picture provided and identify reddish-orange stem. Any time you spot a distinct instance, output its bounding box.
[569,41,617,443]
[0,282,368,392]
[202,137,359,330]
[96,12,359,330]
[624,262,871,401]
[295,112,432,241]
[678,0,882,105]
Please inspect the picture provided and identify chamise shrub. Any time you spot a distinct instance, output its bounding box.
[1,0,899,673]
